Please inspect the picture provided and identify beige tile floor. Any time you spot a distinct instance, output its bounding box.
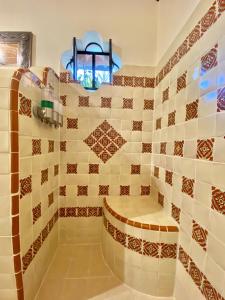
[35,244,174,300]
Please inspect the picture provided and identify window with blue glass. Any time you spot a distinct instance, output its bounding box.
[61,32,121,90]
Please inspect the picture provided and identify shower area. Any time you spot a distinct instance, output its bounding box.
[1,0,225,299]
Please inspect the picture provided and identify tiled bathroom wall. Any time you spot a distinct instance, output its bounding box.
[18,68,60,300]
[153,0,225,299]
[0,68,60,300]
[0,68,21,300]
[59,66,155,243]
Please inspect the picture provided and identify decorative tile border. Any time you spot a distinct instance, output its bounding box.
[59,207,103,217]
[22,210,59,273]
[211,186,225,215]
[9,67,59,300]
[104,198,178,232]
[84,120,127,163]
[182,176,195,198]
[192,220,208,251]
[104,214,177,258]
[179,246,225,300]
[155,1,221,85]
[59,71,155,88]
[186,100,199,121]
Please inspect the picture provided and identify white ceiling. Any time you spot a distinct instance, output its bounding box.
[0,0,202,69]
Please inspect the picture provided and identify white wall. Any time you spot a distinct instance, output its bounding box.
[0,0,158,71]
[156,0,201,64]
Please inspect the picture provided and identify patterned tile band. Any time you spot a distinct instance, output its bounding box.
[104,214,177,259]
[59,207,103,217]
[103,198,179,232]
[179,246,225,300]
[22,210,59,273]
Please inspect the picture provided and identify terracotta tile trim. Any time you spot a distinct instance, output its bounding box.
[179,246,224,300]
[22,210,59,274]
[155,1,219,85]
[104,214,177,258]
[59,207,103,217]
[103,198,179,232]
[10,68,60,299]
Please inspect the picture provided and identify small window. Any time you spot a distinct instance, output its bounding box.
[61,31,121,91]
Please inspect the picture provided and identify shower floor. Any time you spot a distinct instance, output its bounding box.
[35,243,174,300]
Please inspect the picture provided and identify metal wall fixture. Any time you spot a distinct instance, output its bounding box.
[33,84,63,127]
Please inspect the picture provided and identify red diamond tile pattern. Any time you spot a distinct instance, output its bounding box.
[19,95,32,118]
[131,164,141,174]
[60,141,66,152]
[165,170,173,186]
[182,176,195,198]
[186,100,199,121]
[128,236,142,254]
[179,246,189,272]
[60,186,66,196]
[211,187,225,215]
[101,97,111,108]
[20,175,32,199]
[217,87,225,112]
[33,235,42,256]
[22,246,33,273]
[189,260,203,288]
[84,120,126,163]
[168,111,176,126]
[142,143,152,153]
[143,241,159,257]
[197,139,214,161]
[178,39,189,58]
[174,141,184,157]
[115,229,127,246]
[161,243,177,259]
[134,76,144,87]
[192,220,208,251]
[189,23,201,48]
[89,164,99,174]
[77,185,88,196]
[48,140,54,153]
[32,203,41,224]
[201,3,216,34]
[60,95,67,106]
[32,139,41,155]
[201,44,218,75]
[99,185,109,195]
[120,185,130,196]
[160,142,167,154]
[202,276,221,300]
[177,72,187,94]
[162,87,169,102]
[172,204,181,224]
[123,98,133,109]
[79,96,89,107]
[41,169,48,185]
[132,121,143,131]
[141,185,151,196]
[144,99,154,110]
[67,118,78,129]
